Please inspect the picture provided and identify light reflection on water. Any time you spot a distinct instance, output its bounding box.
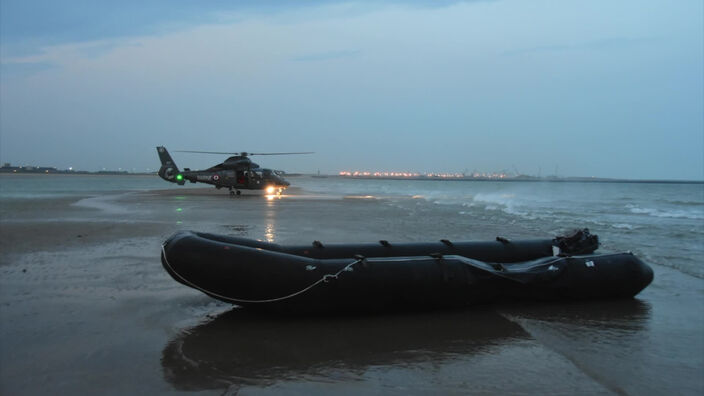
[264,198,277,242]
[264,223,275,242]
[161,300,651,393]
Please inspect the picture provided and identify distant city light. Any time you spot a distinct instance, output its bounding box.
[338,170,512,179]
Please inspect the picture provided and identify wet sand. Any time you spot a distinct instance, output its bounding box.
[0,187,702,395]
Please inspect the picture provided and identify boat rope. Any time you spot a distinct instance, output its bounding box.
[161,245,362,304]
[162,245,631,305]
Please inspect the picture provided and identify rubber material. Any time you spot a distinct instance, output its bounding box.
[161,231,653,313]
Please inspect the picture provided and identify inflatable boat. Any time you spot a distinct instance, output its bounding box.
[160,229,653,312]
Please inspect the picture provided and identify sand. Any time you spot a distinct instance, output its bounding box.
[0,187,702,395]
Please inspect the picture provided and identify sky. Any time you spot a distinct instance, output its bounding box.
[1,0,702,180]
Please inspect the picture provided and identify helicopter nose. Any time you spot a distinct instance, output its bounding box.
[274,175,289,186]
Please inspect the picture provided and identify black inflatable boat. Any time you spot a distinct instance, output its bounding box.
[161,229,653,312]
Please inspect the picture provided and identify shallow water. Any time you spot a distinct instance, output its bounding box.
[0,174,702,395]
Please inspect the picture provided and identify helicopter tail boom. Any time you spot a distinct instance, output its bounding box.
[156,146,185,185]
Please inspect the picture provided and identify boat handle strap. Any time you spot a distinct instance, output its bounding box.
[162,245,363,305]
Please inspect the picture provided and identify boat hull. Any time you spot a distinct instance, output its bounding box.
[161,231,653,313]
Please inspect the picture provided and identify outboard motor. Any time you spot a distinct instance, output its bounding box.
[553,228,599,255]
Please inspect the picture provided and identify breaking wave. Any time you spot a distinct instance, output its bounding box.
[626,204,704,220]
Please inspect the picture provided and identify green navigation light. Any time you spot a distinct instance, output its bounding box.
[176,174,183,181]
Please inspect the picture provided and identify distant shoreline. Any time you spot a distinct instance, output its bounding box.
[1,172,701,184]
[0,171,157,176]
[331,175,704,185]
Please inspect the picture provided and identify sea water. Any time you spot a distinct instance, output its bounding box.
[295,177,704,278]
[0,174,166,199]
[2,174,703,277]
[1,173,703,394]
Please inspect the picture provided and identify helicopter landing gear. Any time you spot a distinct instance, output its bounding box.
[228,187,241,197]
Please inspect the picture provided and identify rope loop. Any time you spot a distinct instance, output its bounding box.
[161,245,363,305]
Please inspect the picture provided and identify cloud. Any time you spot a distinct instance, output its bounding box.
[291,49,361,62]
[0,61,57,76]
[0,0,701,178]
[501,37,659,56]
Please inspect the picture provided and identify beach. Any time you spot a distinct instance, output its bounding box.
[0,175,702,395]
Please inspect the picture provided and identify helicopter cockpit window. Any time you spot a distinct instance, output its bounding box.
[263,169,272,176]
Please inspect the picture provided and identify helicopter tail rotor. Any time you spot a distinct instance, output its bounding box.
[156,146,185,185]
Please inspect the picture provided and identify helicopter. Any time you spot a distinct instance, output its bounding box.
[156,146,312,196]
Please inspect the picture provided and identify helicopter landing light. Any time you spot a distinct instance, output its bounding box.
[266,186,276,194]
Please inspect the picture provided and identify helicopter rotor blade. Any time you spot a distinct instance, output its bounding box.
[174,150,239,155]
[174,150,314,156]
[248,152,315,156]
